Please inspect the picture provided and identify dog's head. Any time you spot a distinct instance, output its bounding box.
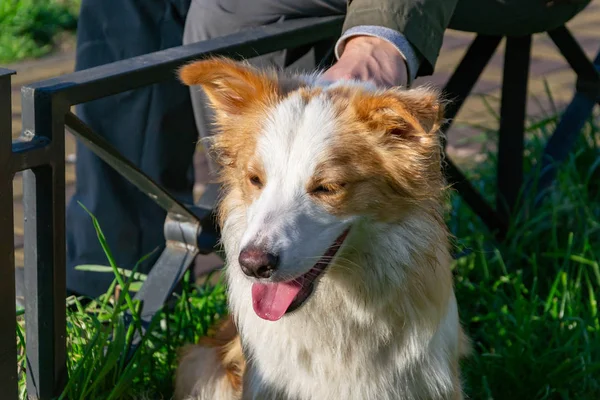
[180,58,446,321]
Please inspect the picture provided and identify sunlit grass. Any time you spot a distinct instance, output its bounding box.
[450,101,600,399]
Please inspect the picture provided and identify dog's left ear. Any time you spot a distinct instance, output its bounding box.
[353,87,445,141]
[179,57,278,117]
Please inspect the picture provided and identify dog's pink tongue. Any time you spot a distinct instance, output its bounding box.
[252,281,302,321]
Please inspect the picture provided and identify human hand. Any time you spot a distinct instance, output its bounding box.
[321,35,409,88]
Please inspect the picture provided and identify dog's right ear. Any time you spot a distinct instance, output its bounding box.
[179,58,278,117]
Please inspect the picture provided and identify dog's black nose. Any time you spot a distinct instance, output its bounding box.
[238,247,279,279]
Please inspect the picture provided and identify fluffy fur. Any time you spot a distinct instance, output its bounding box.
[174,57,469,400]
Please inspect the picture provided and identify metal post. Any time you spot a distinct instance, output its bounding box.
[439,34,508,237]
[441,35,502,136]
[497,35,532,219]
[20,88,68,399]
[0,68,18,400]
[532,28,600,204]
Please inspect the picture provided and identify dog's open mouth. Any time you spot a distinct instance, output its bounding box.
[251,228,350,321]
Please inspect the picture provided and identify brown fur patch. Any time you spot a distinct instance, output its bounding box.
[179,57,278,116]
[303,86,447,224]
[198,316,246,392]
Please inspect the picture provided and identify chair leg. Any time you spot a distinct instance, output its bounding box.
[441,35,502,135]
[440,34,508,237]
[532,28,600,204]
[548,26,600,84]
[535,77,598,205]
[541,47,600,165]
[497,35,532,220]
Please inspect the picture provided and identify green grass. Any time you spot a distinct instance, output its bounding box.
[15,104,600,399]
[450,99,600,398]
[16,205,228,400]
[0,0,80,63]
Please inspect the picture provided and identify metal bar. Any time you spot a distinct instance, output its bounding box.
[441,35,502,136]
[135,214,201,324]
[122,223,199,363]
[534,91,596,203]
[24,16,344,106]
[134,187,222,323]
[542,49,600,163]
[534,49,600,205]
[64,112,198,221]
[0,68,18,400]
[21,89,68,399]
[497,35,532,219]
[548,26,600,83]
[122,195,221,363]
[10,136,52,173]
[437,35,507,235]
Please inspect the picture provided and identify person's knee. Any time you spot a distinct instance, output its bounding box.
[183,0,293,45]
[184,0,245,45]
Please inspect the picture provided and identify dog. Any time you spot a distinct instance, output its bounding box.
[174,57,469,400]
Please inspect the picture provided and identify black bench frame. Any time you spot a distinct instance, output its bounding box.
[0,15,598,400]
[443,29,600,236]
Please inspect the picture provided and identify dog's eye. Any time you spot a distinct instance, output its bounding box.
[312,183,345,195]
[249,175,263,188]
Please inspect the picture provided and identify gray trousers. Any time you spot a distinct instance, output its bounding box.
[67,0,345,297]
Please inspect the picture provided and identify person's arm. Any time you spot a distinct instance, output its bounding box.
[322,0,459,87]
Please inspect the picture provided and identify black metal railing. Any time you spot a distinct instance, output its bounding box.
[1,67,19,399]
